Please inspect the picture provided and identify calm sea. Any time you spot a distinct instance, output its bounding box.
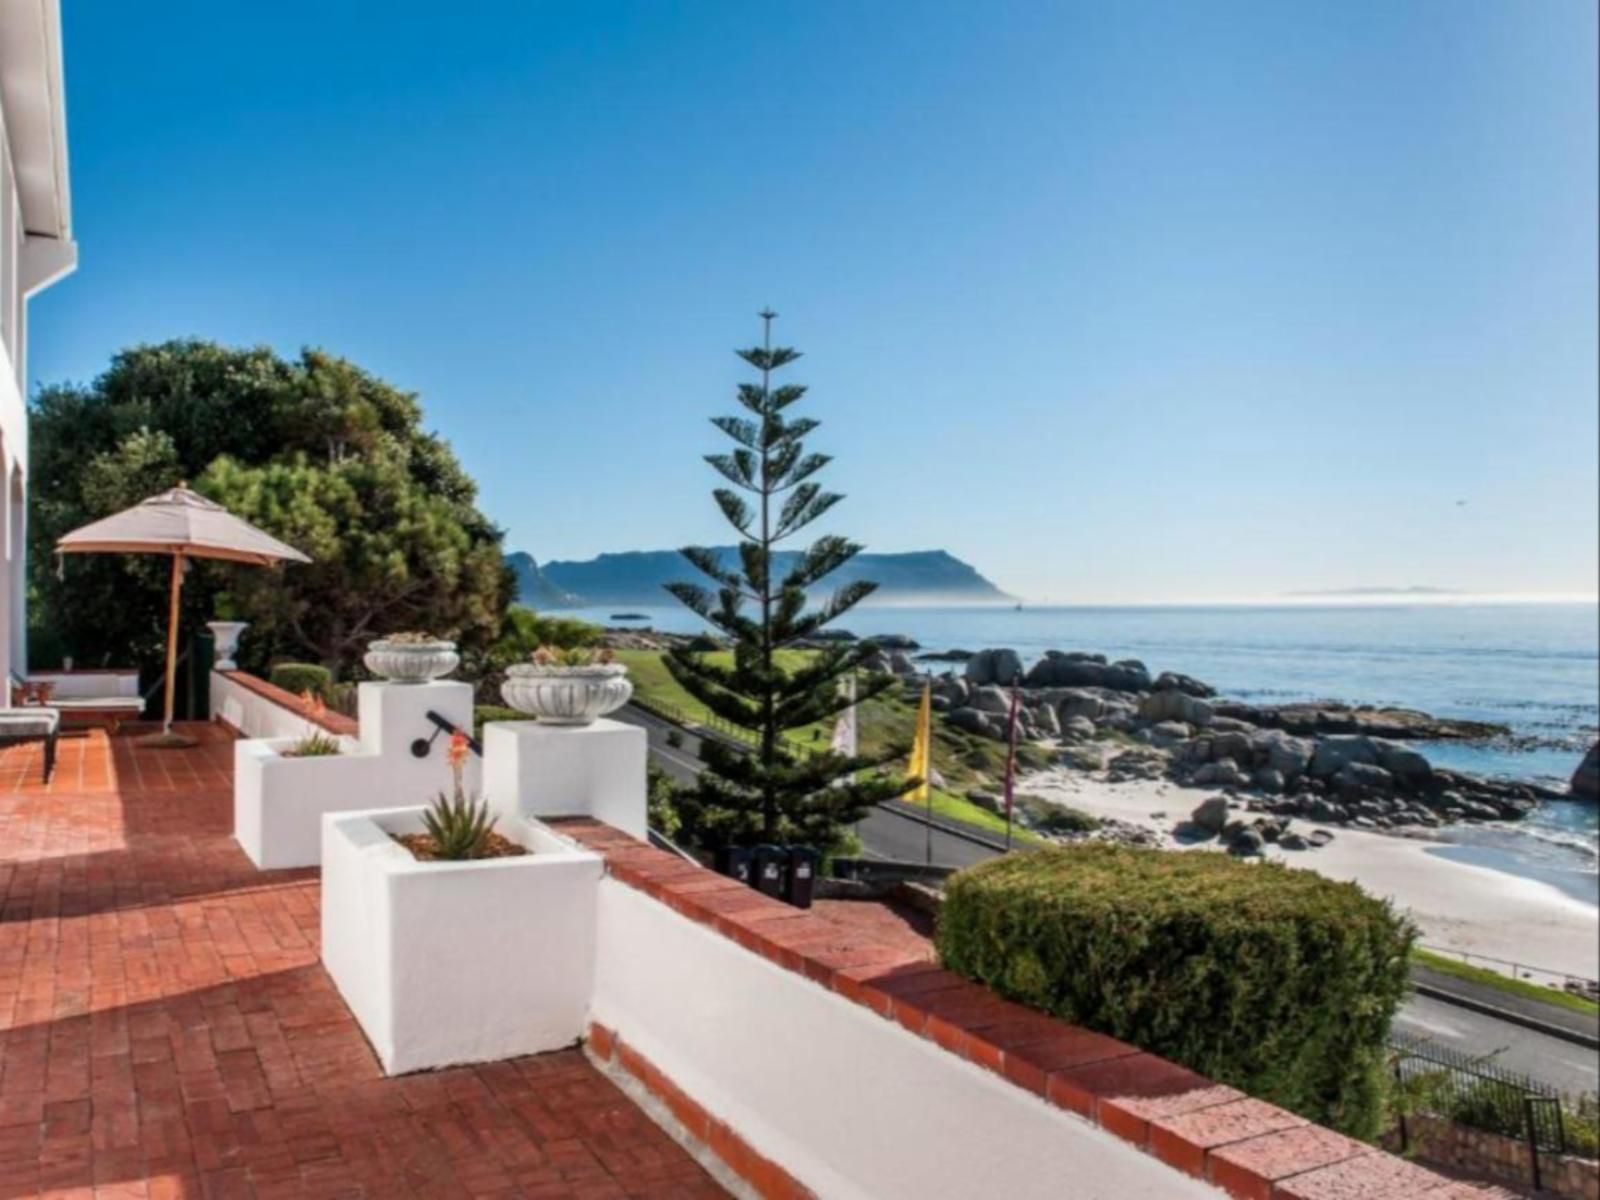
[569,600,1599,897]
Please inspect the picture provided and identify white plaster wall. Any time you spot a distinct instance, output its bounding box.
[590,881,1219,1200]
[234,736,372,869]
[211,671,320,741]
[483,719,647,838]
[322,806,603,1075]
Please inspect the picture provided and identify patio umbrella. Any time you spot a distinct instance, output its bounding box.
[56,485,311,747]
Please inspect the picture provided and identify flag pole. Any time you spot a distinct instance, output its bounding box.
[1003,671,1021,852]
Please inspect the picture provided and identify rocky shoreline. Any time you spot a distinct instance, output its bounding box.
[881,646,1595,840]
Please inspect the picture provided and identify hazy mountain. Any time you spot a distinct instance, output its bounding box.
[510,547,1012,608]
[505,553,583,609]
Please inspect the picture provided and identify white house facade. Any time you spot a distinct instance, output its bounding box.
[0,0,76,684]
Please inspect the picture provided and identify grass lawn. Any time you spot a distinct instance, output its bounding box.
[1412,948,1600,1018]
[614,648,1049,846]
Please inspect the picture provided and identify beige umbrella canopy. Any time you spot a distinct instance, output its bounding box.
[57,485,310,746]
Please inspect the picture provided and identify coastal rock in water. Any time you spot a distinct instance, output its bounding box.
[1153,671,1217,698]
[1211,700,1508,742]
[1372,740,1433,788]
[1572,742,1600,801]
[966,648,1024,687]
[1190,796,1231,834]
[1139,689,1214,728]
[875,634,921,650]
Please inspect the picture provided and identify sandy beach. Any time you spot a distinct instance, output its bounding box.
[1022,768,1600,982]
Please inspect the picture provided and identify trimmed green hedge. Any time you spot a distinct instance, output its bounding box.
[269,662,333,698]
[936,845,1414,1139]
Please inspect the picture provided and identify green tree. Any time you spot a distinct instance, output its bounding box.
[29,340,512,677]
[664,312,912,850]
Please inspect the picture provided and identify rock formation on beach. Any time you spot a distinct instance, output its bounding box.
[1574,742,1600,801]
[885,645,1562,834]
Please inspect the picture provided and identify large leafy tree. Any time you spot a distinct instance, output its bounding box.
[29,340,512,677]
[665,312,912,849]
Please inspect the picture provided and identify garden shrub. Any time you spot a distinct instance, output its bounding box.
[936,844,1415,1139]
[270,662,332,698]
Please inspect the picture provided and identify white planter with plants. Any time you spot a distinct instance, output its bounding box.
[364,632,460,684]
[501,646,633,725]
[320,735,603,1075]
[234,733,369,868]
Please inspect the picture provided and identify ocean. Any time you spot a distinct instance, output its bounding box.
[565,600,1599,900]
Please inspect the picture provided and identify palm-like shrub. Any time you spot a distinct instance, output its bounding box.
[421,732,498,859]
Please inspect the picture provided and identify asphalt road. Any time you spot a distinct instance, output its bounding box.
[618,702,1599,1097]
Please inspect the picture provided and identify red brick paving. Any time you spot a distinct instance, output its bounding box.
[0,723,727,1199]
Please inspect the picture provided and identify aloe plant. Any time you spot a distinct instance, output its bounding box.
[419,730,498,859]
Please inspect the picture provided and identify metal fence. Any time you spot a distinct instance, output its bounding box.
[1389,1031,1566,1185]
[1417,942,1600,1001]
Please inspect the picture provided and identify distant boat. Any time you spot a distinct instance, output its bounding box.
[1014,602,1023,611]
[610,612,650,621]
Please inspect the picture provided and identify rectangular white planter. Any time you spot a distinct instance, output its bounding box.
[233,737,371,869]
[483,718,648,838]
[320,805,603,1076]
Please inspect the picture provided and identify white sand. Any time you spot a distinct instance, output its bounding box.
[1023,768,1600,981]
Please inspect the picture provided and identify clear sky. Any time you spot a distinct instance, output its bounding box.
[30,0,1598,603]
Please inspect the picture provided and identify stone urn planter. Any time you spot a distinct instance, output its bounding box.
[502,662,632,726]
[364,637,459,684]
[207,620,249,670]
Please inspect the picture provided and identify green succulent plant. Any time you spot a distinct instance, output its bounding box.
[422,789,497,860]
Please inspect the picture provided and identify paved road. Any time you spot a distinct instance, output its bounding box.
[618,703,1598,1096]
[1393,993,1600,1098]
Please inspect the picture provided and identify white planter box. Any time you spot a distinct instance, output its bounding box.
[483,718,648,839]
[320,805,603,1076]
[233,736,370,869]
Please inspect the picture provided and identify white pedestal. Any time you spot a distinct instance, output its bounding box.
[483,719,648,839]
[358,680,481,795]
[320,806,603,1075]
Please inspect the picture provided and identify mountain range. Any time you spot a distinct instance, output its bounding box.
[507,548,1012,609]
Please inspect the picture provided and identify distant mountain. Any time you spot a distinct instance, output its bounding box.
[505,553,583,609]
[510,547,1012,608]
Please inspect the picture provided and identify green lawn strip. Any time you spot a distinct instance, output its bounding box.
[1412,948,1600,1018]
[617,649,1054,849]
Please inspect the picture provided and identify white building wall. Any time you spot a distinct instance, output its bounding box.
[0,119,23,687]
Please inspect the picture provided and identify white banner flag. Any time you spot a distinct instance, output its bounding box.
[831,673,858,759]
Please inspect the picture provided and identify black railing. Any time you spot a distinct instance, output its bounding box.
[1389,1032,1566,1187]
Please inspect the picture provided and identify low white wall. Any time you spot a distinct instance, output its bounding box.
[590,881,1218,1200]
[235,737,373,869]
[211,670,318,740]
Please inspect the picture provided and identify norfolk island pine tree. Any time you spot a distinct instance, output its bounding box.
[664,312,917,851]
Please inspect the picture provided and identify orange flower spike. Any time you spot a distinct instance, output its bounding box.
[447,731,470,770]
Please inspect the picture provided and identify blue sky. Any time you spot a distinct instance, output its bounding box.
[31,0,1598,603]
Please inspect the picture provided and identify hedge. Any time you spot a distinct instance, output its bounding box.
[936,844,1414,1139]
[269,662,333,699]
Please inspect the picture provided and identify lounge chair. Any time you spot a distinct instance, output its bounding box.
[0,706,59,781]
[17,670,144,731]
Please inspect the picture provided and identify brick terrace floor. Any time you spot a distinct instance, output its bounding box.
[0,724,728,1199]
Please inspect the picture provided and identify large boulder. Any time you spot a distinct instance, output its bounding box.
[1031,704,1061,738]
[1228,826,1266,856]
[1253,730,1315,780]
[1190,796,1231,833]
[1139,689,1214,727]
[938,676,972,707]
[1057,689,1106,721]
[1208,730,1254,765]
[948,707,999,738]
[1371,740,1433,790]
[972,685,1012,716]
[1571,742,1599,801]
[1026,651,1152,692]
[887,650,917,676]
[1193,760,1249,788]
[1062,715,1097,741]
[1332,762,1394,799]
[1153,671,1217,698]
[1308,735,1381,779]
[1148,721,1192,748]
[965,648,1024,687]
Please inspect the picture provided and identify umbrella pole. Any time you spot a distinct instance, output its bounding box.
[139,553,197,749]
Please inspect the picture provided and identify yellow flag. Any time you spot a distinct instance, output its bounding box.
[908,681,932,804]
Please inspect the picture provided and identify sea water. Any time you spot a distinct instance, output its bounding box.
[566,600,1599,898]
